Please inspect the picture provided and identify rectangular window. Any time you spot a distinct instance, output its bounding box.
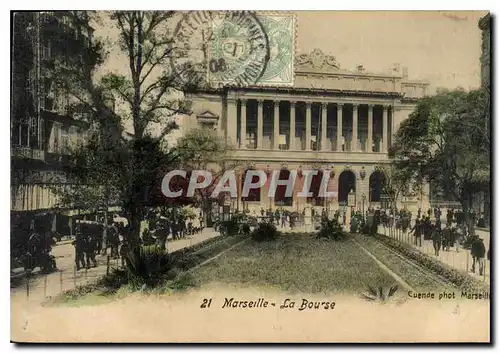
[61,127,69,154]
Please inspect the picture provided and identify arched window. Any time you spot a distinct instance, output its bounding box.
[241,169,261,202]
[307,170,325,206]
[274,169,293,206]
[338,170,356,204]
[369,170,386,202]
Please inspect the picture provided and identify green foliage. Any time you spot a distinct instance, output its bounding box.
[46,11,209,242]
[219,218,240,237]
[362,285,399,302]
[179,206,197,220]
[125,245,175,290]
[174,129,239,211]
[251,222,278,242]
[390,88,490,235]
[316,219,346,240]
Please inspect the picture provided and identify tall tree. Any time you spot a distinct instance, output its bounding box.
[174,129,240,225]
[389,88,490,236]
[48,11,201,243]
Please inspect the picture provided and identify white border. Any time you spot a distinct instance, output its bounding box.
[3,2,498,351]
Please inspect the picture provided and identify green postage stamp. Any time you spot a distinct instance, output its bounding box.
[208,11,295,87]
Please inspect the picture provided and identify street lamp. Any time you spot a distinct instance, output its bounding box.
[348,188,355,219]
[362,193,366,222]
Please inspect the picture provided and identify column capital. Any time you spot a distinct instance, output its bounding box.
[240,98,247,105]
[290,100,297,107]
[337,103,344,108]
[352,103,359,109]
[321,102,328,108]
[257,99,264,106]
[274,100,280,107]
[367,104,375,108]
[305,102,312,108]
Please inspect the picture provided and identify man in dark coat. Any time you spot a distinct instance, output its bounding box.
[442,224,452,251]
[412,218,422,247]
[471,238,486,275]
[73,231,86,271]
[432,223,442,256]
[84,234,98,269]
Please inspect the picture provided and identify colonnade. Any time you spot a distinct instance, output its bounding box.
[234,99,391,153]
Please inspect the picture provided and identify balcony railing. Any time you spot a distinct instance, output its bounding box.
[11,147,45,161]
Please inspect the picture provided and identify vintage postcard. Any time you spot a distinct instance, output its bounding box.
[10,10,491,343]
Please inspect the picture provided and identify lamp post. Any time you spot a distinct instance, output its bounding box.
[362,193,366,222]
[348,189,355,221]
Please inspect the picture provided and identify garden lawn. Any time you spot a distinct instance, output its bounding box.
[193,234,397,294]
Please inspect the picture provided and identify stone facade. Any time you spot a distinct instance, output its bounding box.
[184,49,430,214]
[479,13,491,89]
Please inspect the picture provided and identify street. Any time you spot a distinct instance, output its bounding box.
[11,228,221,305]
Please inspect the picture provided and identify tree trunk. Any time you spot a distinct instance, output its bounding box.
[202,197,210,227]
[128,204,142,247]
[101,209,108,252]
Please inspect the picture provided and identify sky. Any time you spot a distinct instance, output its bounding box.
[95,10,487,92]
[294,11,487,92]
[93,10,488,139]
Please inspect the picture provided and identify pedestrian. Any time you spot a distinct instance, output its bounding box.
[471,237,486,275]
[281,212,287,228]
[119,239,129,268]
[432,223,442,256]
[73,230,86,271]
[442,223,452,251]
[412,218,422,247]
[84,234,98,269]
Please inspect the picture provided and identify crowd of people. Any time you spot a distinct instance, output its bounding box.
[377,206,489,276]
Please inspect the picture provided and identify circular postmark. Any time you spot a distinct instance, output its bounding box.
[170,11,270,88]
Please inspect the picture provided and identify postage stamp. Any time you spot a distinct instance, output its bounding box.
[252,12,295,87]
[207,11,270,87]
[172,11,295,88]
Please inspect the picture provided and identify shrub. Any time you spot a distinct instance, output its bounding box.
[125,245,175,290]
[220,218,240,236]
[241,223,251,235]
[316,219,346,241]
[251,221,278,242]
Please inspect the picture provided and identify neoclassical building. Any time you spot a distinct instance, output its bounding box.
[184,49,430,215]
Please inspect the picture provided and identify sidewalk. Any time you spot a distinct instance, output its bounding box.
[11,228,220,305]
[378,226,490,284]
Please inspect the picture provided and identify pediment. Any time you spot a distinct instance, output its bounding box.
[196,110,219,124]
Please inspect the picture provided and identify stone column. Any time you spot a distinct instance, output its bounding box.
[290,101,296,150]
[367,104,373,152]
[382,105,388,153]
[273,100,280,150]
[321,103,327,151]
[240,99,247,149]
[337,103,343,151]
[352,104,358,151]
[305,102,312,150]
[257,99,263,149]
[227,99,237,146]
